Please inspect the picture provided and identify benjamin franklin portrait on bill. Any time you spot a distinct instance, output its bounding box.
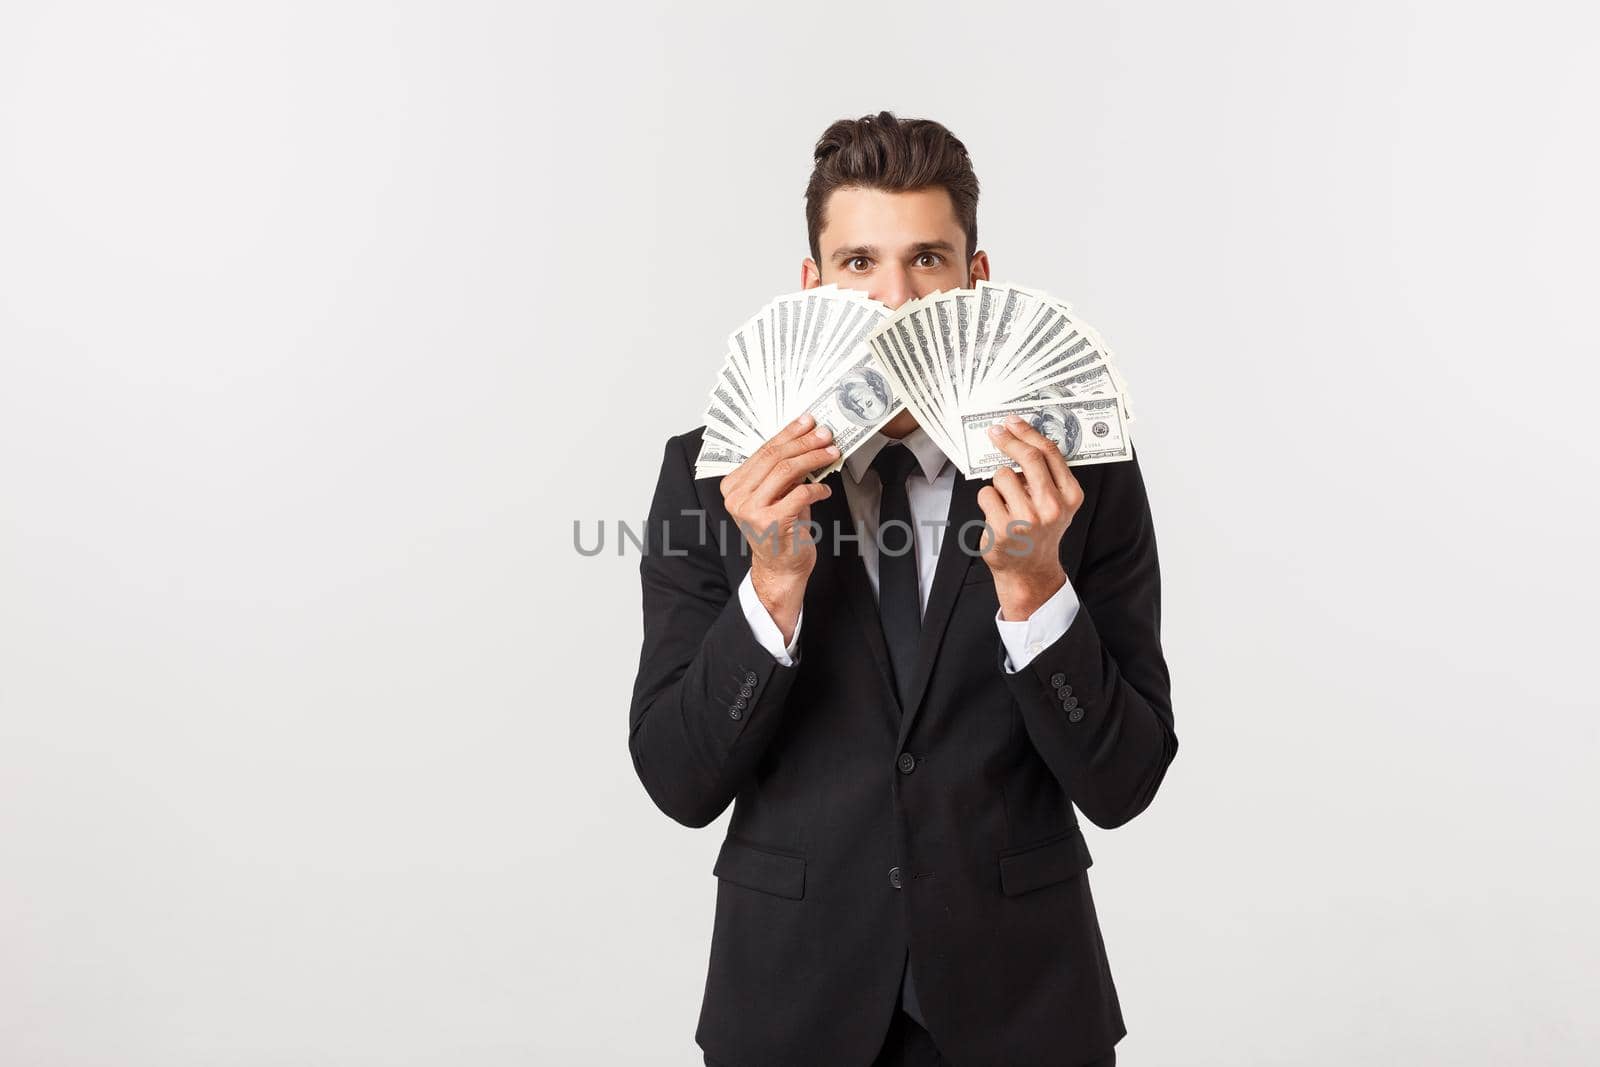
[835,366,894,426]
[1028,406,1081,459]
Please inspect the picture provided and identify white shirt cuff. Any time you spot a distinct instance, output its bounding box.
[738,570,802,666]
[995,577,1080,673]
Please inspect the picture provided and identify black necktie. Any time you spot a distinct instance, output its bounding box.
[871,443,931,1026]
[870,444,922,711]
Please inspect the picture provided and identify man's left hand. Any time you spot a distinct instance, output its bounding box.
[975,413,1086,622]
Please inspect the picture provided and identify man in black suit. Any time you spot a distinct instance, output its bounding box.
[628,111,1178,1066]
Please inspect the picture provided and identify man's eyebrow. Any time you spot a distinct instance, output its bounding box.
[829,240,959,263]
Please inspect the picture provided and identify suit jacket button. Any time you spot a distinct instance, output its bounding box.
[728,706,743,720]
[897,752,916,774]
[1061,695,1078,710]
[744,671,759,686]
[1068,707,1085,723]
[1059,684,1072,697]
[1050,672,1067,688]
[888,866,903,889]
[738,684,753,698]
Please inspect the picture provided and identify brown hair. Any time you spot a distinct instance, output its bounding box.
[804,110,981,268]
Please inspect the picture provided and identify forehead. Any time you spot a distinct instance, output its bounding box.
[818,186,962,251]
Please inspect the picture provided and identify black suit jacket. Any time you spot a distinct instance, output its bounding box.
[628,426,1178,1066]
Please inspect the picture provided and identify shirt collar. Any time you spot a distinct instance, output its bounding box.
[844,423,950,486]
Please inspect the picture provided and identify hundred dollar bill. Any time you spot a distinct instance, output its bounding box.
[694,437,749,479]
[961,395,1132,476]
[801,346,905,482]
[1004,362,1120,406]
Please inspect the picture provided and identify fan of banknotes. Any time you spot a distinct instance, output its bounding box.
[694,281,1137,481]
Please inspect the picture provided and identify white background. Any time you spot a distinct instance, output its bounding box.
[2,2,1596,1064]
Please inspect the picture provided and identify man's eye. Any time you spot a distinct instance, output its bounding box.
[916,253,944,267]
[846,257,870,272]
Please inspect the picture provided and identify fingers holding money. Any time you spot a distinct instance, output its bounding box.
[719,412,839,592]
[753,438,840,506]
[986,419,1052,518]
[974,423,1084,619]
[721,413,838,503]
[720,413,839,571]
[995,414,1083,515]
[988,463,1035,525]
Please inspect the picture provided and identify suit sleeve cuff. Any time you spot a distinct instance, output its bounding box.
[738,570,802,666]
[995,576,1080,674]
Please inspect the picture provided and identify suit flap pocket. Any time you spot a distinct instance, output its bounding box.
[713,836,806,900]
[998,827,1093,896]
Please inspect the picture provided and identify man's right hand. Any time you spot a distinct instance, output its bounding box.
[719,413,839,644]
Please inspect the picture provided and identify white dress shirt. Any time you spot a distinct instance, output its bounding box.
[737,424,1079,673]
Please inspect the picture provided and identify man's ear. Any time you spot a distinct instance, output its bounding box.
[968,250,991,285]
[800,257,822,289]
